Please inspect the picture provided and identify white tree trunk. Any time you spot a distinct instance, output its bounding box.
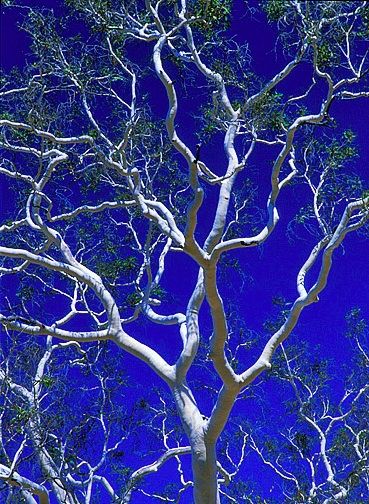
[172,383,221,502]
[192,440,220,504]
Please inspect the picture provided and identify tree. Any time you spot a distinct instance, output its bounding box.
[0,0,369,502]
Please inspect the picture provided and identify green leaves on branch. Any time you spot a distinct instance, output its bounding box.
[324,131,358,169]
[362,189,369,206]
[190,0,233,36]
[95,256,139,281]
[345,308,367,340]
[10,405,36,433]
[125,292,141,308]
[316,42,339,70]
[358,6,369,38]
[249,91,287,132]
[293,432,312,457]
[263,0,288,23]
[39,375,55,388]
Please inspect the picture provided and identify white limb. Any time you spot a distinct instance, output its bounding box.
[0,119,94,145]
[297,237,330,297]
[239,195,369,387]
[279,336,369,501]
[175,270,204,381]
[248,436,300,487]
[0,464,50,504]
[152,35,207,262]
[0,244,176,383]
[0,358,79,504]
[121,446,192,503]
[131,446,191,479]
[152,36,194,166]
[204,265,238,389]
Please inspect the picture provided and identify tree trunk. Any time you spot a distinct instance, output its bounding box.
[192,439,220,504]
[172,383,220,503]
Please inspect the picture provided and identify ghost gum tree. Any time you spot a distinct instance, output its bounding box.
[0,0,369,502]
